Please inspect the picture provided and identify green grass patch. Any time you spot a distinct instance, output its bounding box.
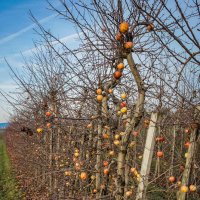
[0,136,21,200]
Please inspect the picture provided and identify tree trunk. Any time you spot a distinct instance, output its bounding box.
[115,53,145,199]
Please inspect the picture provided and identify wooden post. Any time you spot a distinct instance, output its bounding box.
[177,106,200,200]
[95,102,103,199]
[170,125,176,175]
[49,126,53,195]
[176,126,198,199]
[136,112,158,200]
[177,130,198,200]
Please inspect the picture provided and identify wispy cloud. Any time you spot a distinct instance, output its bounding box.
[0,84,17,90]
[10,33,81,57]
[0,13,57,45]
[0,32,81,73]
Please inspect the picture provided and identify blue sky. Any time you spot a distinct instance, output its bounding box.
[0,0,78,122]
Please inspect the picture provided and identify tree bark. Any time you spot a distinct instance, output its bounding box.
[115,53,145,199]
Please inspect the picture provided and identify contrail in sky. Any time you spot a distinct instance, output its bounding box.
[0,13,57,45]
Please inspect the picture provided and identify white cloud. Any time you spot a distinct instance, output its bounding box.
[0,96,12,122]
[0,56,24,71]
[0,13,57,45]
[0,108,10,122]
